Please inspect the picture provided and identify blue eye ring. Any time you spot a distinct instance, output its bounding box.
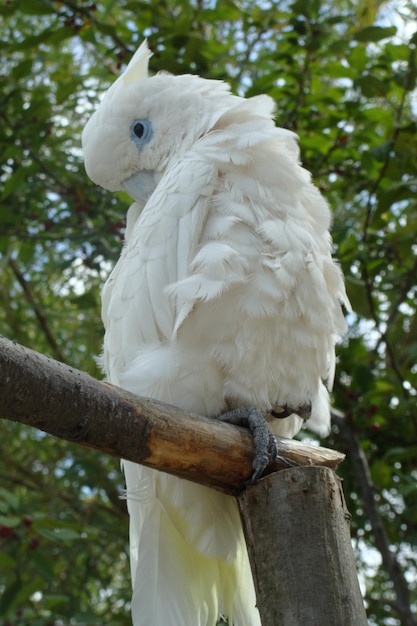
[130,119,153,147]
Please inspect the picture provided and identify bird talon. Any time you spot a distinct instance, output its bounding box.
[268,434,278,461]
[219,407,277,483]
[244,466,264,486]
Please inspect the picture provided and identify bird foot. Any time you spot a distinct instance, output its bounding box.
[271,402,312,421]
[218,407,279,484]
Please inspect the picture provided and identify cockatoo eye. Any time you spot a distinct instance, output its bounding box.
[131,119,153,147]
[133,122,145,138]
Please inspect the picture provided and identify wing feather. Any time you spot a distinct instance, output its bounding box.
[102,154,216,382]
[162,106,349,436]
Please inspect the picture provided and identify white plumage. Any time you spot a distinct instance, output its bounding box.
[82,41,349,626]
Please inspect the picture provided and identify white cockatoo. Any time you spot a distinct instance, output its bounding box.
[82,41,349,626]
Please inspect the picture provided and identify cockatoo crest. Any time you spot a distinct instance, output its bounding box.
[122,40,152,85]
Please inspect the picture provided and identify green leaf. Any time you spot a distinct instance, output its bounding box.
[19,0,56,15]
[9,576,45,612]
[17,27,70,49]
[337,233,359,261]
[11,58,34,79]
[0,3,16,17]
[0,578,22,616]
[383,446,417,463]
[373,380,395,394]
[376,182,416,214]
[356,74,388,97]
[1,167,28,200]
[369,140,394,162]
[70,291,97,309]
[42,593,72,608]
[0,515,21,527]
[370,459,392,487]
[30,551,56,582]
[0,552,17,571]
[354,25,397,42]
[345,277,372,318]
[0,488,20,511]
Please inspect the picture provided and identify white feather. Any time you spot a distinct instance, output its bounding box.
[82,41,349,626]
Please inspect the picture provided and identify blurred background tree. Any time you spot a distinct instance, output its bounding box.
[0,0,416,624]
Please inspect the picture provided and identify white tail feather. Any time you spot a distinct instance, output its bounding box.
[123,461,261,626]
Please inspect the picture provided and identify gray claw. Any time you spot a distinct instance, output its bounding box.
[219,407,276,483]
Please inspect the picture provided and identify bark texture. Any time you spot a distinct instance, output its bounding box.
[238,466,368,626]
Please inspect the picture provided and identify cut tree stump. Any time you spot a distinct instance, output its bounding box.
[238,465,368,626]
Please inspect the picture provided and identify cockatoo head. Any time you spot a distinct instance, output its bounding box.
[82,41,236,202]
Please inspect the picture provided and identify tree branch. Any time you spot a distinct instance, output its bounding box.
[0,335,344,495]
[331,409,417,626]
[8,258,67,363]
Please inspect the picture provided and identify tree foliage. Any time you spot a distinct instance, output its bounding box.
[0,0,416,624]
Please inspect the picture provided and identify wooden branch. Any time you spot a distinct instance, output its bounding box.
[238,466,368,625]
[0,336,344,494]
